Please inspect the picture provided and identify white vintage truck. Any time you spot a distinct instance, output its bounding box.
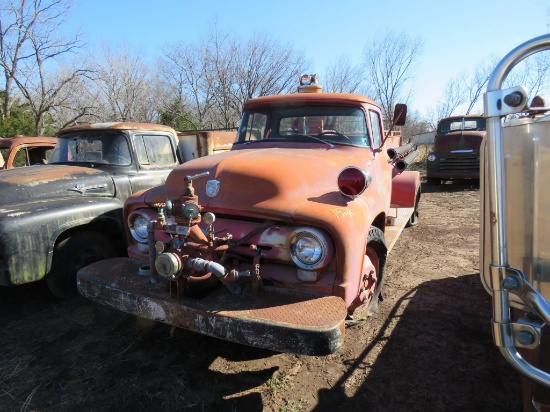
[481,33,550,410]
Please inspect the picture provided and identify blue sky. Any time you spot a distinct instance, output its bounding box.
[65,0,550,117]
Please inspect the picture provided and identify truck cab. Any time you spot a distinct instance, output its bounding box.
[77,75,421,356]
[427,114,485,185]
[0,135,57,169]
[0,122,183,298]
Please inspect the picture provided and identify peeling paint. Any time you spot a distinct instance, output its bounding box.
[143,298,167,321]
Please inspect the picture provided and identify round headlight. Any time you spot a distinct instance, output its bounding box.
[290,228,333,270]
[129,214,149,243]
[294,236,323,264]
[427,154,436,162]
[203,212,216,225]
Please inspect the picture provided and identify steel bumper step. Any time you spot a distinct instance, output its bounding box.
[77,257,347,356]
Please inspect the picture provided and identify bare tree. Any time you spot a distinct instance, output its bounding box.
[323,56,365,94]
[363,31,423,120]
[160,24,308,129]
[429,58,498,127]
[427,73,468,128]
[0,0,83,128]
[402,109,433,139]
[202,26,238,128]
[93,44,160,123]
[14,48,93,134]
[160,43,214,128]
[48,67,100,129]
[436,73,467,118]
[463,60,496,114]
[505,51,550,102]
[233,32,306,108]
[457,52,550,117]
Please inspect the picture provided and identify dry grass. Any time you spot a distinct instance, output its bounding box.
[407,143,432,175]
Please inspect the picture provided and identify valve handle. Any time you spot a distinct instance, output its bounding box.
[186,171,209,182]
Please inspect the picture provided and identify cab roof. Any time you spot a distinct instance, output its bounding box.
[243,92,380,110]
[0,135,57,148]
[439,114,484,121]
[58,122,176,135]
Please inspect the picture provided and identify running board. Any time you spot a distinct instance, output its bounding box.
[385,206,414,254]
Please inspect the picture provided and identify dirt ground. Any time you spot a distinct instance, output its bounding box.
[0,181,523,412]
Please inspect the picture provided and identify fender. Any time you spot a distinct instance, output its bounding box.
[391,170,421,208]
[291,193,385,307]
[0,197,124,285]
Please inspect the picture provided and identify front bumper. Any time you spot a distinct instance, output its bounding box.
[426,169,480,179]
[77,257,347,356]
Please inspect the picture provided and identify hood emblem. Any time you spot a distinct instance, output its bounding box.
[206,180,220,198]
[68,182,107,194]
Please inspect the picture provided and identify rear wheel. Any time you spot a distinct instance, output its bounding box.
[348,227,388,322]
[47,231,116,298]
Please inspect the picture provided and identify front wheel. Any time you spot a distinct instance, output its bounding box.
[348,227,388,322]
[47,231,116,298]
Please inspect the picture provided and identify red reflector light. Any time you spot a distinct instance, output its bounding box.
[338,167,370,198]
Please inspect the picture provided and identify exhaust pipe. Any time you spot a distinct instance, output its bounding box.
[387,143,416,160]
[394,150,419,172]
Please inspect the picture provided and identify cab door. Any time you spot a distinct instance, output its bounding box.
[129,133,180,193]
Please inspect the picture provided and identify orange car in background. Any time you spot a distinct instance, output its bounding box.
[0,135,57,169]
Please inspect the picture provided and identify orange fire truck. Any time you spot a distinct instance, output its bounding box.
[77,75,421,356]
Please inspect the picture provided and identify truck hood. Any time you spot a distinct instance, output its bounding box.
[0,165,115,206]
[434,130,484,153]
[146,146,370,218]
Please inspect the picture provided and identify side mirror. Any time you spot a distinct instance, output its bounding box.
[393,103,407,126]
[382,103,408,145]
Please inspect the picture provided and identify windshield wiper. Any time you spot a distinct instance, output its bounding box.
[287,133,333,149]
[242,138,283,145]
[318,130,353,142]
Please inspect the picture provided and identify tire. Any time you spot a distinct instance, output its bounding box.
[406,187,421,227]
[47,231,116,299]
[348,227,388,322]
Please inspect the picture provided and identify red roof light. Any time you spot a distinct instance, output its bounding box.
[338,167,371,198]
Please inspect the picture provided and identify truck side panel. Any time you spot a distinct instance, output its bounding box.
[480,115,550,306]
[178,131,235,162]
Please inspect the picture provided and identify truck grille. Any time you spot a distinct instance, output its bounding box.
[438,155,480,171]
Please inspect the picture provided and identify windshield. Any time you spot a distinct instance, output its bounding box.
[237,106,370,147]
[438,117,486,134]
[49,132,132,165]
[0,149,5,168]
